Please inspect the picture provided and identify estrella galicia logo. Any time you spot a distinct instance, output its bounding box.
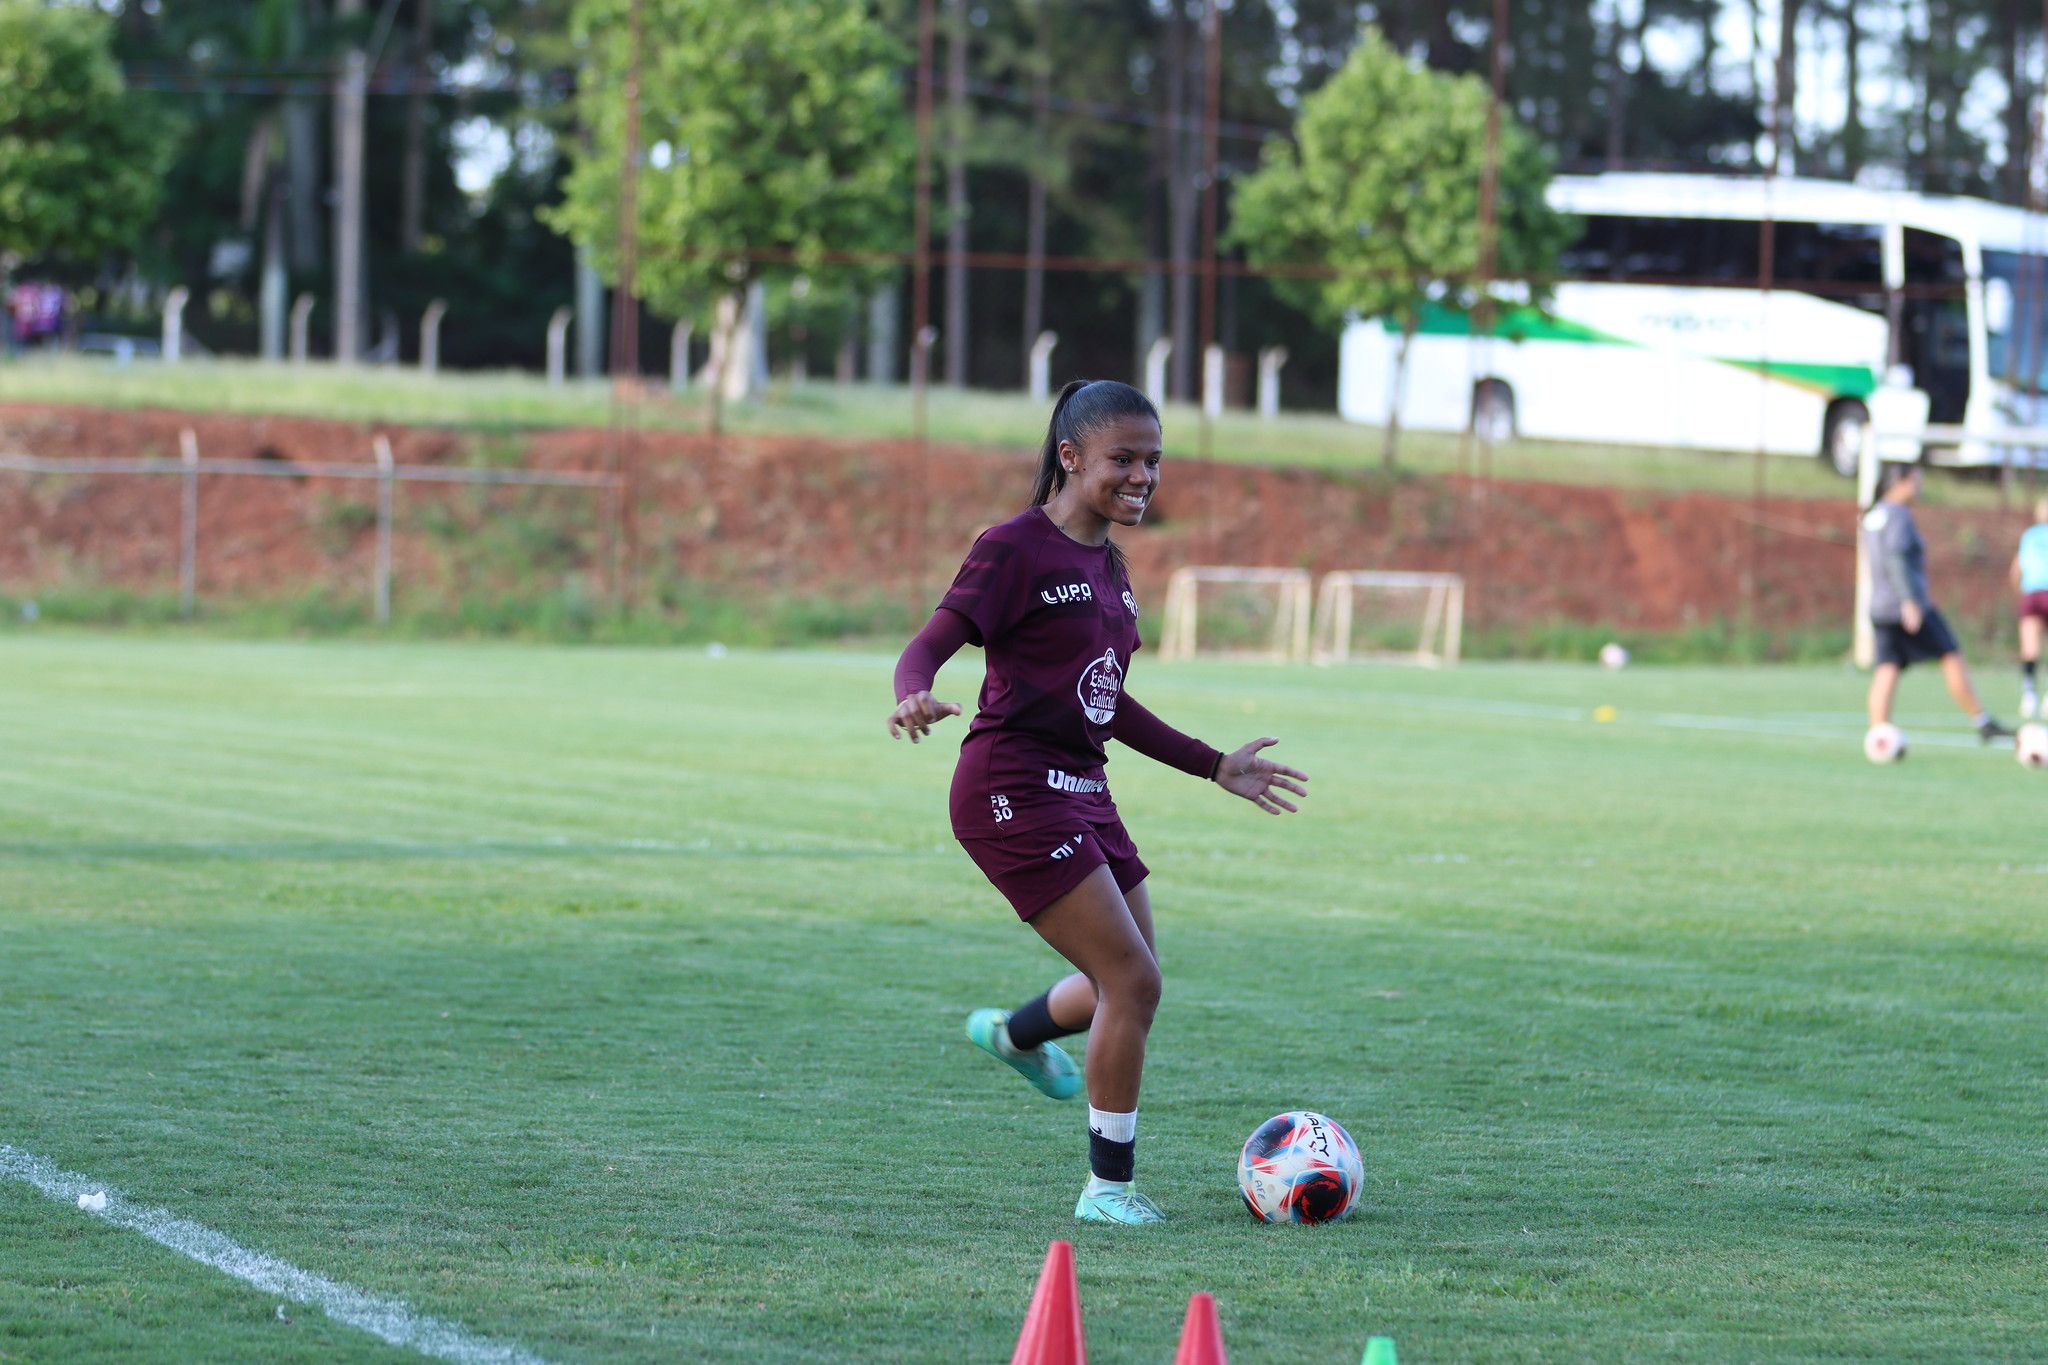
[1076,648,1122,725]
[1121,589,1138,616]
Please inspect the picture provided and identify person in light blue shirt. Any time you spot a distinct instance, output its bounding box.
[2011,496,2048,719]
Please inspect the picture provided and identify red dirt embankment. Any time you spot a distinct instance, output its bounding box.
[0,403,2030,641]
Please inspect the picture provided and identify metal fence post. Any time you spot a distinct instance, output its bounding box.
[373,435,395,626]
[546,307,573,386]
[1202,343,1225,418]
[290,294,316,365]
[179,429,199,618]
[420,300,447,375]
[1257,346,1289,418]
[163,287,190,363]
[1028,331,1057,402]
[1143,337,1172,408]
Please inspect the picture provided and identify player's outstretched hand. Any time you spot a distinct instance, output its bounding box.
[1214,737,1308,815]
[888,691,964,743]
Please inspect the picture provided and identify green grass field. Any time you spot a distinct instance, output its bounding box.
[4,634,2045,1362]
[0,353,1940,502]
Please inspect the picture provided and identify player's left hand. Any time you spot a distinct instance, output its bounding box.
[1214,737,1308,815]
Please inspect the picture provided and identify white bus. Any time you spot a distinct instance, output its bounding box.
[1338,172,2048,474]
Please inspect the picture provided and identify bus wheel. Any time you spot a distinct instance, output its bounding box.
[1471,380,1516,442]
[1823,400,1869,479]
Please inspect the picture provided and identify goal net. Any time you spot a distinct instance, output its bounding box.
[1157,567,1313,662]
[1310,571,1464,667]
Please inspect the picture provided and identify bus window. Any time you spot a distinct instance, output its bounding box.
[1900,229,1969,423]
[1772,221,1885,314]
[1984,249,2048,392]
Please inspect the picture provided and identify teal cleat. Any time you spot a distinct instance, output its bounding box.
[1073,1183,1166,1225]
[965,1008,1080,1100]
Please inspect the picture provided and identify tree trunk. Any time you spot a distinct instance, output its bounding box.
[1773,0,1800,174]
[1382,324,1414,469]
[1842,0,1864,177]
[943,0,969,387]
[400,0,433,254]
[708,288,746,434]
[331,12,366,362]
[1604,0,1649,169]
[1166,2,1197,402]
[1021,0,1048,387]
[2003,0,2027,203]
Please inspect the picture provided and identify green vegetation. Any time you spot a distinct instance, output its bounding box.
[1230,28,1572,466]
[0,0,169,268]
[12,353,2021,505]
[3,637,2045,1361]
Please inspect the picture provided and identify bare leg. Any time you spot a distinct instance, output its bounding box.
[1042,879,1153,1033]
[1938,652,1986,718]
[2022,616,2042,664]
[1868,662,1901,727]
[1027,867,1160,1112]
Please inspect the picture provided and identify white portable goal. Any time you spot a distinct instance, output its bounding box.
[1310,571,1465,667]
[1157,566,1313,662]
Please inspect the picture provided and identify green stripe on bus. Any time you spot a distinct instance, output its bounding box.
[1390,303,1879,398]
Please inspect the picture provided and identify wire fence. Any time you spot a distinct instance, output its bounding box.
[0,434,621,624]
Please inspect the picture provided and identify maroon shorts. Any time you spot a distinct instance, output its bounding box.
[2023,590,2048,622]
[958,817,1150,922]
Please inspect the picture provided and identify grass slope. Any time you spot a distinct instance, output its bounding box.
[2,636,2044,1362]
[0,354,1906,501]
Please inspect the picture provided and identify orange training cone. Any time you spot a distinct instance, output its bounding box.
[1010,1239,1087,1365]
[1171,1291,1228,1365]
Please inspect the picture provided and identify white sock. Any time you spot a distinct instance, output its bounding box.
[1087,1106,1137,1142]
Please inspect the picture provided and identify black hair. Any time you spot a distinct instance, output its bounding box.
[1031,379,1160,580]
[1878,461,1922,496]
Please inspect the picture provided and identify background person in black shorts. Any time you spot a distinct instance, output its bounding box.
[1862,463,2012,743]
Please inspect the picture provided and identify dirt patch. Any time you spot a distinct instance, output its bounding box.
[0,402,2033,644]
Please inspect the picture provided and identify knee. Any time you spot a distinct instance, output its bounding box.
[1106,956,1163,1021]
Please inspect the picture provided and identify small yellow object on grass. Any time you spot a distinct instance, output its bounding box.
[1592,705,1618,724]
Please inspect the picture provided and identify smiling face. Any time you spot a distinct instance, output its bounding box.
[1049,413,1163,539]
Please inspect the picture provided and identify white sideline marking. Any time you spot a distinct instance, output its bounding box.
[0,1145,554,1365]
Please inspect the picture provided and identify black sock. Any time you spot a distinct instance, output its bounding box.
[1088,1129,1136,1183]
[1005,989,1081,1052]
[2025,660,2038,682]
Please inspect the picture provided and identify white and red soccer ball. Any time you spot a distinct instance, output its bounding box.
[1863,723,1908,765]
[1238,1110,1364,1224]
[2017,722,2048,769]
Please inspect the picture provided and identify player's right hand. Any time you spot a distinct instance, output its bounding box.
[888,691,963,743]
[1902,601,1925,633]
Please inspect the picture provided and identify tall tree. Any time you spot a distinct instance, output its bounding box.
[0,0,169,269]
[547,0,912,420]
[1230,28,1572,465]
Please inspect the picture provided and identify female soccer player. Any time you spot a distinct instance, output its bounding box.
[2011,496,2048,720]
[887,378,1308,1226]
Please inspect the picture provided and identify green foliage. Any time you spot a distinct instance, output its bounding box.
[0,0,171,265]
[546,0,913,327]
[1229,28,1573,335]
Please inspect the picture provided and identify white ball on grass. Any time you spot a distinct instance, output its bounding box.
[1864,723,1908,764]
[2016,722,2048,769]
[1598,641,1629,670]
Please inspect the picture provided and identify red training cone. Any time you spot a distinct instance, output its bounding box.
[1010,1239,1087,1365]
[1171,1291,1227,1365]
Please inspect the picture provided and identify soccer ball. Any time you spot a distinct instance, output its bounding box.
[1863,723,1908,764]
[1238,1110,1364,1224]
[1598,641,1630,670]
[2017,722,2048,769]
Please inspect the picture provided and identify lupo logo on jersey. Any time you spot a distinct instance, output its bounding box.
[1077,648,1123,725]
